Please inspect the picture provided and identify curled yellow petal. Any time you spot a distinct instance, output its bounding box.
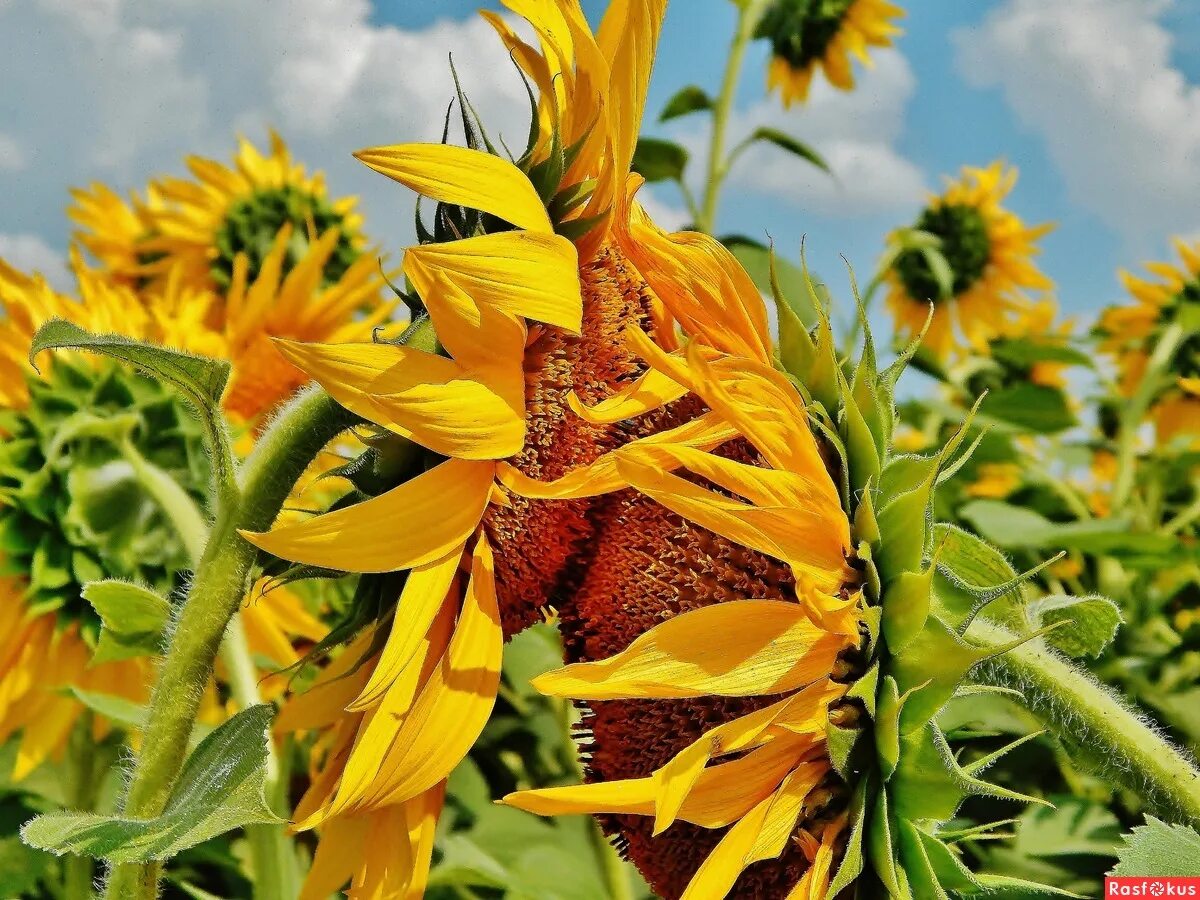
[241,458,493,573]
[274,339,525,460]
[354,143,552,234]
[531,599,846,700]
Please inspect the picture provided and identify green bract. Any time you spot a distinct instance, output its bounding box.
[773,258,1074,897]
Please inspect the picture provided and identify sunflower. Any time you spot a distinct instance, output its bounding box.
[886,162,1053,359]
[242,2,1048,898]
[68,182,163,287]
[1098,238,1200,444]
[757,0,904,107]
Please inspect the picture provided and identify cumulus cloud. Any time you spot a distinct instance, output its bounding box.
[955,0,1200,248]
[0,0,532,267]
[676,49,926,218]
[0,233,70,289]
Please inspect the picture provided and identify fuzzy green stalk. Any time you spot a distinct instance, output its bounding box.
[975,621,1200,828]
[104,388,354,899]
[696,0,769,234]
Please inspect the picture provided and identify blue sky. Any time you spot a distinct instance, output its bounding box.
[2,0,1198,324]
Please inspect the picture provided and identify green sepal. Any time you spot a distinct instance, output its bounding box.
[824,774,872,900]
[882,563,935,654]
[83,580,171,664]
[876,675,906,779]
[867,789,910,898]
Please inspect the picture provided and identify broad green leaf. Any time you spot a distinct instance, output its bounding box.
[959,500,1178,562]
[990,339,1093,370]
[722,236,818,327]
[29,320,229,424]
[980,384,1076,433]
[659,85,713,121]
[1028,595,1122,658]
[29,320,234,489]
[630,137,688,183]
[82,580,171,663]
[1110,817,1200,876]
[746,127,831,174]
[21,705,281,863]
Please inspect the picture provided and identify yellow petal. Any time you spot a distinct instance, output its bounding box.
[276,630,376,734]
[356,536,503,809]
[654,682,837,834]
[348,552,462,711]
[567,364,688,425]
[677,764,823,900]
[354,144,552,234]
[504,736,809,829]
[598,0,668,183]
[274,339,524,460]
[241,459,493,573]
[404,230,581,333]
[496,411,737,501]
[300,813,365,900]
[616,456,851,594]
[532,599,845,700]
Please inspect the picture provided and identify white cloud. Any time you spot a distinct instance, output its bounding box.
[0,134,25,171]
[0,0,533,270]
[955,0,1200,248]
[677,49,926,218]
[636,185,691,232]
[0,233,69,290]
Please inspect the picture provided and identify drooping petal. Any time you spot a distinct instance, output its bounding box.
[496,411,738,501]
[274,339,525,459]
[353,144,552,234]
[531,599,846,700]
[348,552,462,711]
[403,231,581,334]
[355,536,503,809]
[504,736,809,829]
[597,0,668,184]
[241,459,493,573]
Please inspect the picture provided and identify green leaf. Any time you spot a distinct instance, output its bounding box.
[990,339,1093,370]
[980,384,1076,434]
[29,319,235,492]
[722,236,819,327]
[921,246,955,300]
[630,137,689,183]
[1011,798,1121,859]
[30,320,229,424]
[659,85,713,121]
[746,127,831,174]
[958,500,1178,561]
[82,580,171,663]
[1027,595,1122,658]
[21,705,281,863]
[0,835,51,897]
[1110,817,1200,876]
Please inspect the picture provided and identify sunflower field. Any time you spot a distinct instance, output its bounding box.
[1,0,1199,898]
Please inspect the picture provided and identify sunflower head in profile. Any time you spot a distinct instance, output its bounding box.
[1097,238,1200,445]
[241,3,1059,898]
[756,0,904,107]
[886,162,1054,360]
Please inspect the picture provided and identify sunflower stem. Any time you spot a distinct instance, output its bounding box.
[1111,321,1186,512]
[103,388,354,900]
[64,712,99,900]
[118,437,209,565]
[697,0,768,234]
[219,613,300,899]
[975,621,1200,828]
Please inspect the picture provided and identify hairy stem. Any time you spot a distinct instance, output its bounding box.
[104,388,353,899]
[975,621,1200,828]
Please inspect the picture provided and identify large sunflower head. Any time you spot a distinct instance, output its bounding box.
[886,162,1054,359]
[757,0,904,107]
[242,3,1061,897]
[1097,238,1200,445]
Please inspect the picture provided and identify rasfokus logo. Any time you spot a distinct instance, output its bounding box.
[1106,878,1200,897]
